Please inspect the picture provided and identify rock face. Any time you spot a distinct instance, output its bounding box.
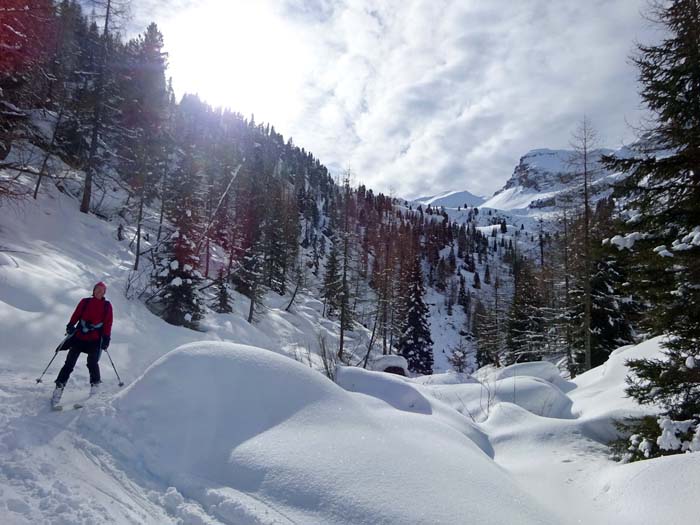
[483,147,632,211]
[502,148,614,193]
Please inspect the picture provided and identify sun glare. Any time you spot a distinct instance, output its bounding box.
[162,0,310,127]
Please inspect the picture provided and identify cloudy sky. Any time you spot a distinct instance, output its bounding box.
[135,0,659,199]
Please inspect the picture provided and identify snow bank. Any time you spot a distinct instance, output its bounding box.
[590,452,700,523]
[80,342,557,525]
[571,337,664,419]
[421,373,573,422]
[337,365,432,414]
[335,365,493,455]
[476,361,573,391]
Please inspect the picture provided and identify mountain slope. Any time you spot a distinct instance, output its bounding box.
[482,147,629,211]
[411,189,485,208]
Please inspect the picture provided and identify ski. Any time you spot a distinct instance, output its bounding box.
[50,399,88,411]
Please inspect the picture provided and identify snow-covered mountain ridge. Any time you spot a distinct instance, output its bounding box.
[482,146,633,211]
[415,146,634,214]
[411,189,485,208]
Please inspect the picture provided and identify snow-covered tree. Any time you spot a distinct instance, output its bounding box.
[605,0,700,459]
[447,339,470,373]
[150,151,204,329]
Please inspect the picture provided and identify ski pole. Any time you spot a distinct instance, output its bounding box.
[36,351,60,384]
[105,349,125,387]
[36,333,73,383]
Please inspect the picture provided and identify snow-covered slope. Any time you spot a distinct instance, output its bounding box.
[1,174,697,525]
[411,189,485,208]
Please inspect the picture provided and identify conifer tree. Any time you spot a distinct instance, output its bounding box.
[238,242,265,323]
[397,256,434,375]
[505,257,545,364]
[213,268,233,314]
[447,339,470,373]
[150,152,204,329]
[321,237,342,317]
[79,0,130,214]
[605,0,700,459]
[473,299,499,368]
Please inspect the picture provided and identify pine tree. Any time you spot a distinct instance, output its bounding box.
[505,257,545,364]
[150,151,204,329]
[473,299,499,368]
[119,22,168,271]
[321,238,342,317]
[213,268,233,314]
[238,242,265,323]
[604,0,700,459]
[447,339,470,373]
[397,256,434,375]
[79,0,131,214]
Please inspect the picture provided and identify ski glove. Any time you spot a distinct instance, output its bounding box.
[101,336,110,350]
[66,324,76,335]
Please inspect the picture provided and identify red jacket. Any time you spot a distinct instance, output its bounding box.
[69,297,113,342]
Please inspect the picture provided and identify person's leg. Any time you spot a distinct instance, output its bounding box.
[55,347,81,386]
[86,343,102,385]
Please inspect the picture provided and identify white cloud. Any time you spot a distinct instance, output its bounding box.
[138,0,657,198]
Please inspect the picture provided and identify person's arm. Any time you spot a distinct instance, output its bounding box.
[102,302,113,338]
[67,299,86,329]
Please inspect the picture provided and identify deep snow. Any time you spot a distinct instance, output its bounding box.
[1,175,698,524]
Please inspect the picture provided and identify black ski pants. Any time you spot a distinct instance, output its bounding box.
[55,338,102,386]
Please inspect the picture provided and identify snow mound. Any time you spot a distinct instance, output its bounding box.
[422,374,573,422]
[478,361,574,392]
[368,354,408,374]
[590,452,700,523]
[80,342,557,525]
[413,371,479,385]
[336,365,431,414]
[571,337,665,420]
[336,366,494,456]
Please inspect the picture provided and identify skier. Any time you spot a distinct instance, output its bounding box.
[51,282,113,408]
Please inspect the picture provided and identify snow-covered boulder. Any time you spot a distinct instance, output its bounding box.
[368,354,408,375]
[80,342,558,525]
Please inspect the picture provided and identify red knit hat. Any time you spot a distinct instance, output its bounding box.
[93,281,107,294]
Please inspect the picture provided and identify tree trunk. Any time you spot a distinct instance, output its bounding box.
[247,284,256,324]
[34,104,65,199]
[80,0,112,214]
[583,135,592,371]
[133,185,145,271]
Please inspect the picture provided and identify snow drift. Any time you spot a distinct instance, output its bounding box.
[79,342,557,525]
